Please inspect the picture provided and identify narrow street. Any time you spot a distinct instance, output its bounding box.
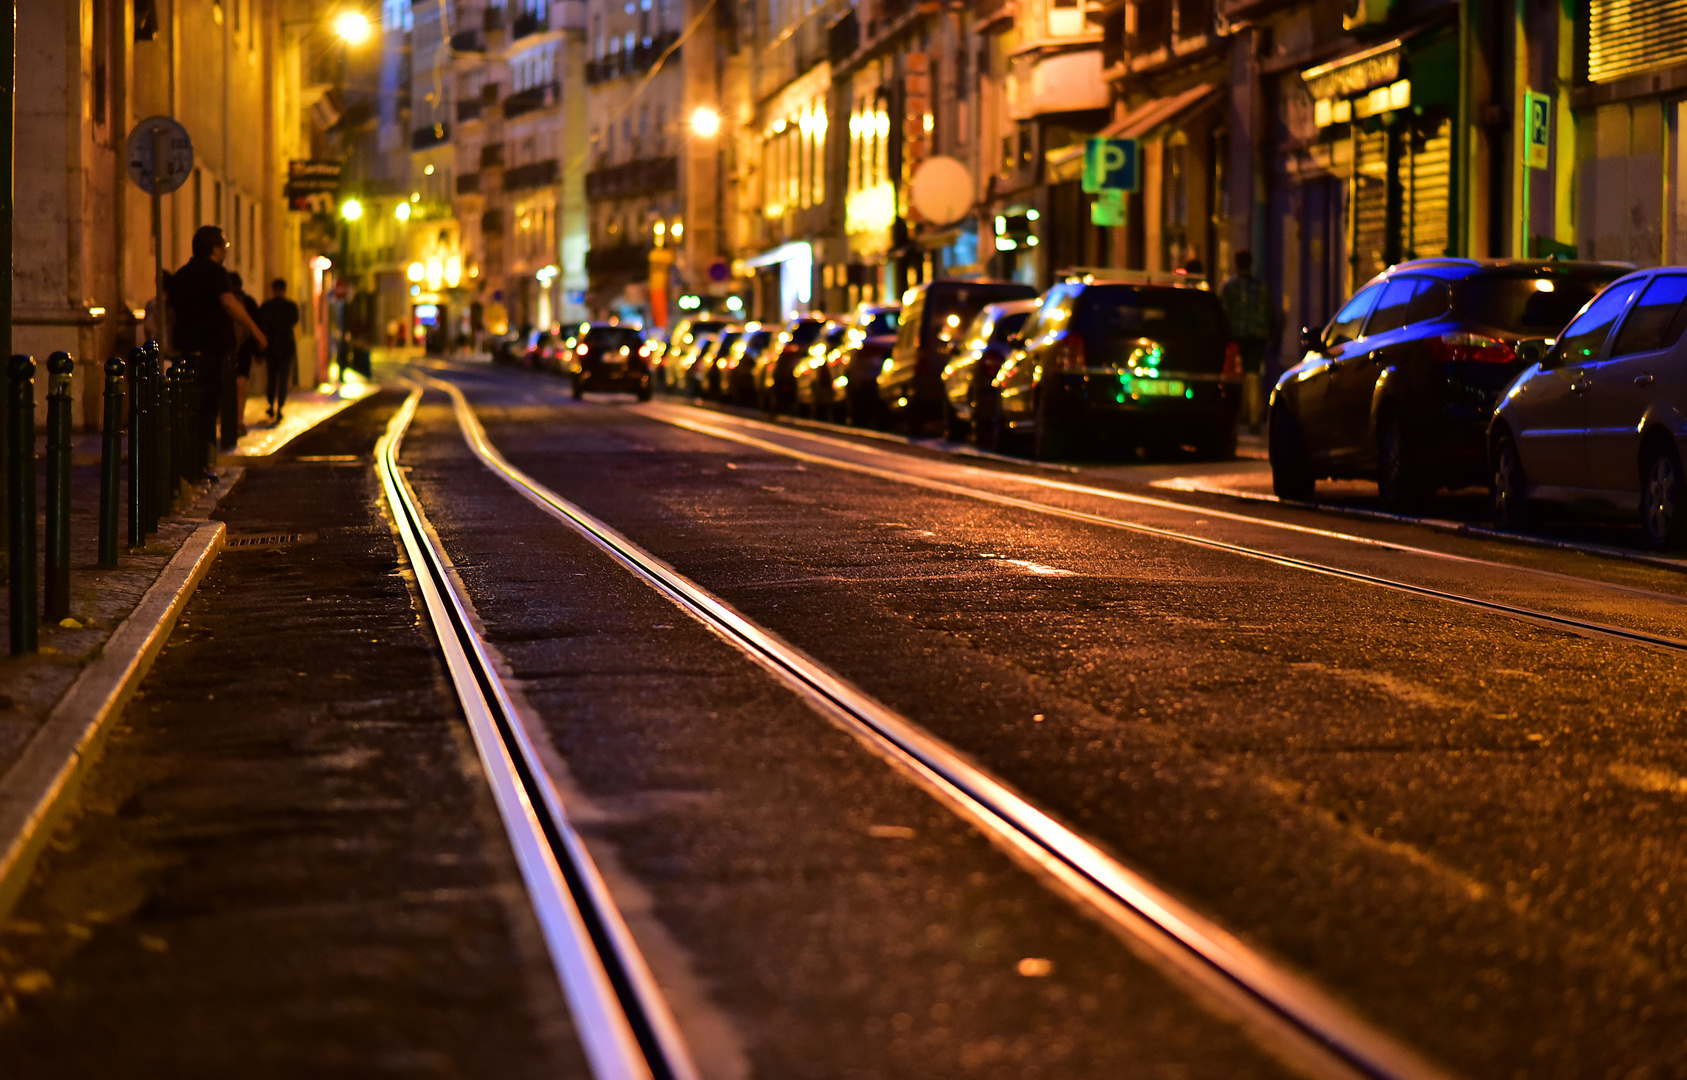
[9,362,1687,1077]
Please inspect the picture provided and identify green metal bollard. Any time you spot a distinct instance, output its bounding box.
[128,346,147,545]
[9,355,36,655]
[100,356,125,568]
[43,352,72,624]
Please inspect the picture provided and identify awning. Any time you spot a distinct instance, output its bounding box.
[1043,82,1217,182]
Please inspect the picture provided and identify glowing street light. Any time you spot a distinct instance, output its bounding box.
[334,10,372,44]
[690,106,721,138]
[339,197,363,221]
[394,201,411,221]
[407,261,425,282]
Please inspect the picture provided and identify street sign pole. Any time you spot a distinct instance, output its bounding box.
[1523,90,1551,257]
[151,125,165,347]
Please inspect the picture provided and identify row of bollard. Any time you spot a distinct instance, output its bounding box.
[6,344,211,655]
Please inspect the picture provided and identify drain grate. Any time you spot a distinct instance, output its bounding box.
[226,532,315,548]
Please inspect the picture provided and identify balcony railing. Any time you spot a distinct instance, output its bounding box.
[480,143,504,168]
[585,31,681,84]
[450,28,485,52]
[457,99,483,122]
[504,158,561,191]
[502,81,560,118]
[457,172,480,194]
[511,10,544,38]
[412,123,450,149]
[585,156,679,200]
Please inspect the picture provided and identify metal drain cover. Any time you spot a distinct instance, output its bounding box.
[225,532,316,549]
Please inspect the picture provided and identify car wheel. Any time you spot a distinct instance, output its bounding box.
[1491,434,1529,529]
[1640,441,1687,549]
[847,389,876,428]
[1033,390,1073,461]
[1375,412,1431,511]
[1268,407,1315,501]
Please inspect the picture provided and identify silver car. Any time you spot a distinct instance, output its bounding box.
[1489,269,1687,546]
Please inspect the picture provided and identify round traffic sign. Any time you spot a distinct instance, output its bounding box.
[126,116,193,196]
[707,259,731,283]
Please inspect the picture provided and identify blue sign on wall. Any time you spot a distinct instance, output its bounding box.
[1082,138,1140,194]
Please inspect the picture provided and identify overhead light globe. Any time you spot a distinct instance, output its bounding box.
[334,10,372,44]
[690,106,721,138]
[339,197,363,221]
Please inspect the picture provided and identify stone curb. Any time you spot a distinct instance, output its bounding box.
[0,518,227,919]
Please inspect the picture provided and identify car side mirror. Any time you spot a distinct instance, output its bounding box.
[1299,326,1322,355]
[1516,339,1547,365]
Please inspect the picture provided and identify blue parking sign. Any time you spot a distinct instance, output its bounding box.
[1083,137,1139,194]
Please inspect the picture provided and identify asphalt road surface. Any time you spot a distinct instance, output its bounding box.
[7,360,1687,1078]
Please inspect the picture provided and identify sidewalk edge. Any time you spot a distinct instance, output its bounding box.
[0,519,227,919]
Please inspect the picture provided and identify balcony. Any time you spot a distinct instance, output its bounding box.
[504,158,560,191]
[457,172,480,194]
[457,99,483,122]
[481,208,505,235]
[586,244,651,278]
[585,31,681,84]
[480,143,504,168]
[412,123,450,149]
[450,28,485,52]
[482,7,503,30]
[585,155,678,199]
[502,81,560,119]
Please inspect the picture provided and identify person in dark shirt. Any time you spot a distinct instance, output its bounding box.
[258,278,301,421]
[230,272,262,436]
[167,226,266,473]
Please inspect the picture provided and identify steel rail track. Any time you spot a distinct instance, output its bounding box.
[631,406,1687,655]
[421,372,1457,1080]
[376,386,699,1080]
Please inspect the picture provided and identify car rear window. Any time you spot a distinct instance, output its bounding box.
[1461,274,1621,335]
[585,327,644,351]
[923,284,1037,347]
[1070,285,1231,371]
[993,310,1031,343]
[859,309,900,337]
[786,320,824,346]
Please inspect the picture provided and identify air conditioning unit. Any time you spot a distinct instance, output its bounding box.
[1343,0,1391,30]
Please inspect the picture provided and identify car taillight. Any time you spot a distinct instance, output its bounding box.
[1428,332,1515,364]
[1051,333,1087,372]
[1222,341,1243,379]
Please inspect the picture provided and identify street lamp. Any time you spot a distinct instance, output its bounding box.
[339,197,363,221]
[690,106,721,138]
[333,10,372,44]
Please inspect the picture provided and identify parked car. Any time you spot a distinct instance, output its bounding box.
[991,279,1242,460]
[794,320,850,419]
[722,324,774,405]
[660,318,725,391]
[1268,258,1628,508]
[523,329,563,372]
[881,279,1039,434]
[1489,268,1687,546]
[676,330,721,395]
[816,304,900,425]
[490,331,526,366]
[694,329,742,399]
[564,323,652,401]
[942,299,1038,443]
[757,317,828,413]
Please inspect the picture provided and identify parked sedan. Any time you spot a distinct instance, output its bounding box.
[1489,268,1687,546]
[756,317,828,413]
[722,325,774,405]
[882,279,1038,434]
[565,323,652,401]
[660,318,725,391]
[813,303,900,426]
[941,299,1037,444]
[1269,258,1628,508]
[694,329,742,399]
[793,320,850,419]
[991,279,1241,460]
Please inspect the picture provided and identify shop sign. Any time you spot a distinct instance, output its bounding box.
[1525,91,1551,170]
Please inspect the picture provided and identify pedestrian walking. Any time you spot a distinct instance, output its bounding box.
[167,225,267,473]
[259,278,301,422]
[230,272,262,436]
[1219,250,1275,434]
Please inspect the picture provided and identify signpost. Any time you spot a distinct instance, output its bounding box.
[286,159,343,212]
[1522,90,1550,256]
[125,116,193,347]
[1083,137,1138,229]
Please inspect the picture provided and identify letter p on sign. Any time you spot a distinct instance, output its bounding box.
[1083,138,1139,194]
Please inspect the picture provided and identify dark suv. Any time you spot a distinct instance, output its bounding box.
[566,323,652,401]
[881,279,1038,434]
[1269,259,1629,508]
[991,279,1241,460]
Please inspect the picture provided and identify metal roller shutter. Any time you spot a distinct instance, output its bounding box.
[1589,0,1687,83]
